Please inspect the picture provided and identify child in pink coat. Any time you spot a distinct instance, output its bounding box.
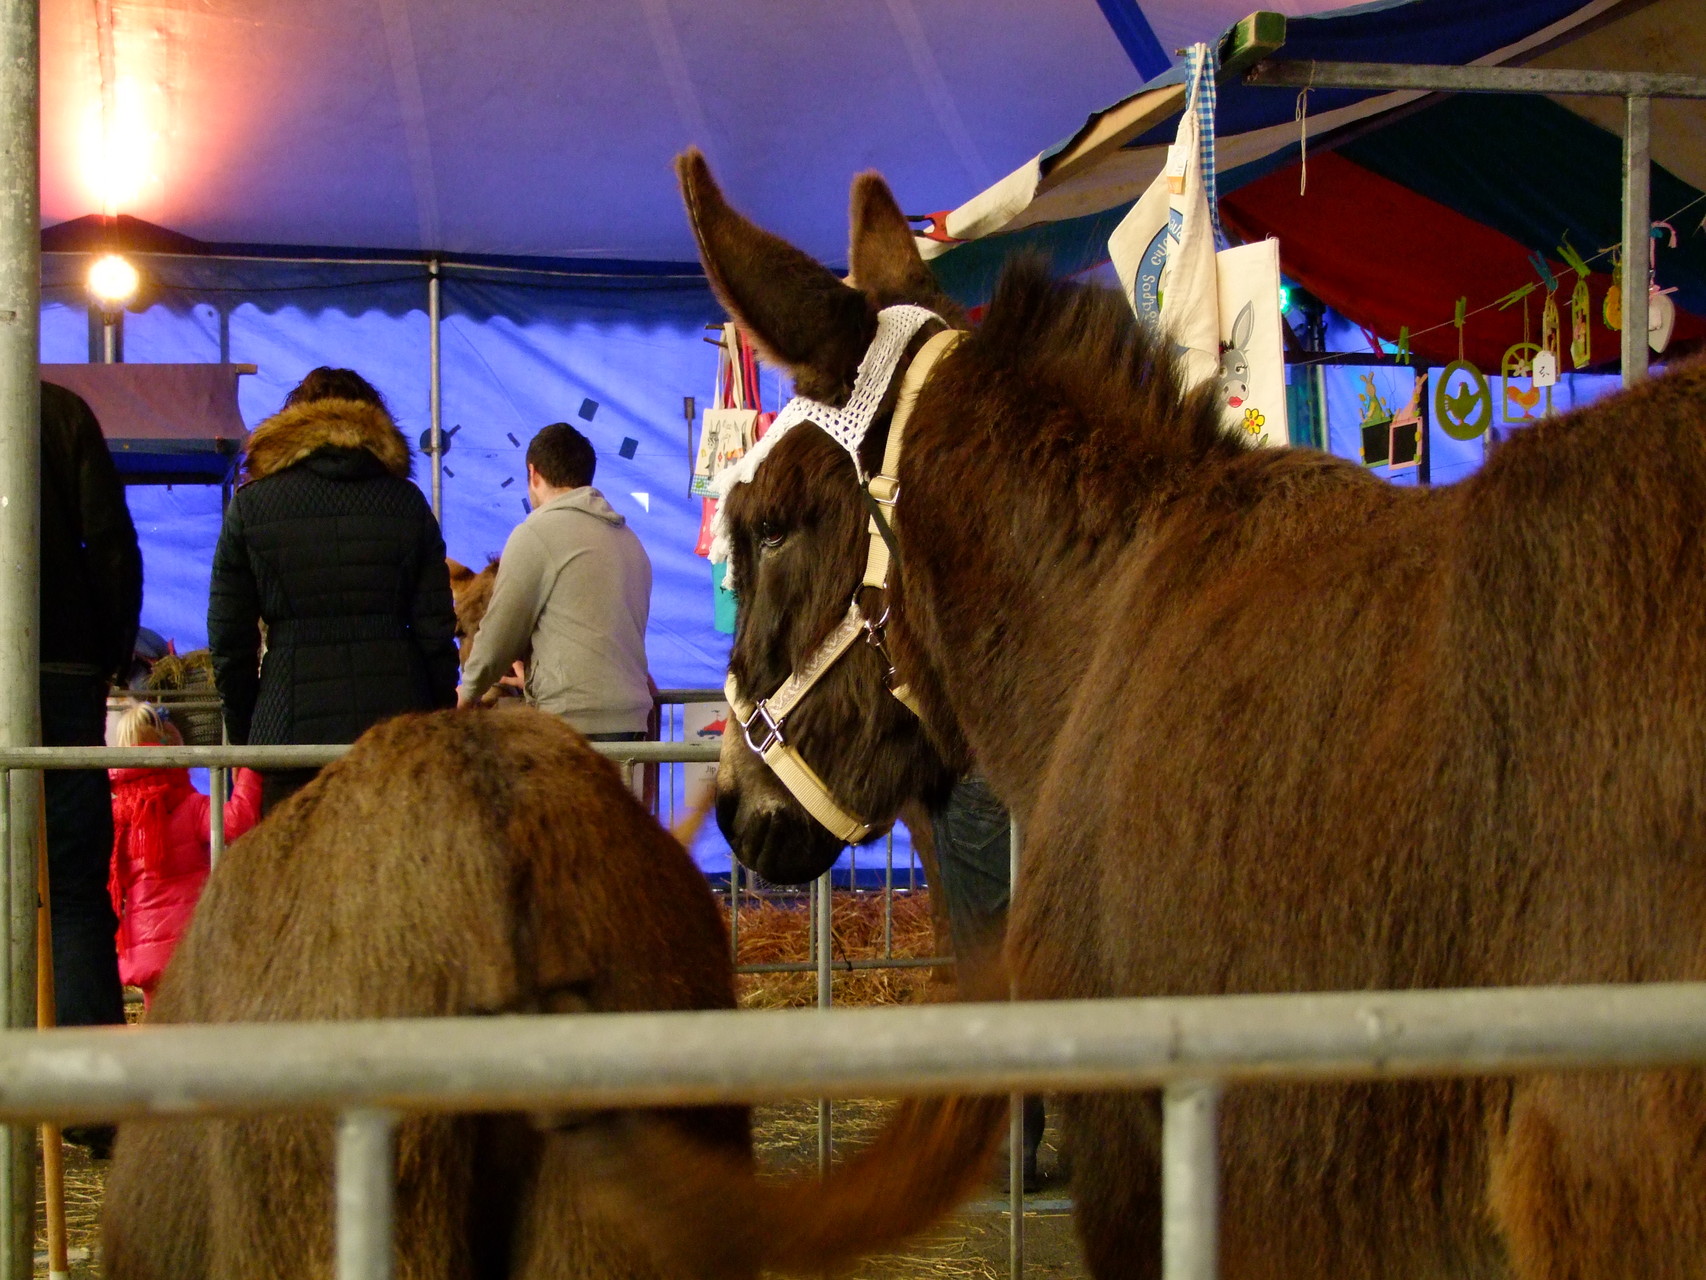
[108,704,262,1006]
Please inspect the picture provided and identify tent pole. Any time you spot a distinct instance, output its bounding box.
[428,258,443,521]
[1620,95,1650,388]
[0,1,40,1276]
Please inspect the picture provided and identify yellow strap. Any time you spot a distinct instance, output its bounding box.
[861,328,963,593]
[724,673,872,844]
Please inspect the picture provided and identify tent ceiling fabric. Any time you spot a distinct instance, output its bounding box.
[43,0,1153,263]
[1530,0,1706,194]
[917,0,1633,257]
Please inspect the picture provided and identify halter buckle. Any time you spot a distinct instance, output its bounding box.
[858,595,901,683]
[740,700,786,755]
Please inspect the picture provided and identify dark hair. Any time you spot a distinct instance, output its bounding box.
[526,422,596,489]
[283,367,387,412]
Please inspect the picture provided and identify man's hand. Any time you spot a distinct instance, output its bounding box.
[456,686,477,709]
[498,660,526,691]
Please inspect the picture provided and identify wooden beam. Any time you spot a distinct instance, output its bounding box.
[1038,11,1286,194]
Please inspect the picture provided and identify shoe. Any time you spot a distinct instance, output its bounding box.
[996,1095,1046,1193]
[61,1124,115,1161]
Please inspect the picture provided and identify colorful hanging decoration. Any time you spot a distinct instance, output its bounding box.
[1604,248,1623,331]
[1500,342,1549,423]
[1558,236,1593,369]
[1438,361,1494,439]
[1388,372,1426,472]
[1648,223,1678,355]
[694,325,773,634]
[1357,372,1395,467]
[1534,290,1559,392]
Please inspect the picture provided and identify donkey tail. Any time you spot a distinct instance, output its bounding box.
[595,1094,1008,1277]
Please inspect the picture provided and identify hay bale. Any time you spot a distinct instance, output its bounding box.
[732,890,952,1009]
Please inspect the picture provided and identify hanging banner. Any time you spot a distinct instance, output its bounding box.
[691,407,760,498]
[1109,50,1219,388]
[1110,43,1288,445]
[1214,239,1288,446]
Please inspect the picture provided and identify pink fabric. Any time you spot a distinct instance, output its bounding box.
[108,764,261,998]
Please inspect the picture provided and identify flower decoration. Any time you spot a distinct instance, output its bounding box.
[1242,407,1265,435]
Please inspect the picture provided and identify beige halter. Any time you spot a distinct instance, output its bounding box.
[725,325,964,844]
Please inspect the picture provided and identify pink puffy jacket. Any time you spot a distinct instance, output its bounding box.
[108,766,261,999]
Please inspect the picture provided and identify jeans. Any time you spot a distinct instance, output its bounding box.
[41,672,123,1028]
[930,774,1044,1171]
[929,774,1013,966]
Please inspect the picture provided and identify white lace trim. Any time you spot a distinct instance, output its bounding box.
[708,304,941,581]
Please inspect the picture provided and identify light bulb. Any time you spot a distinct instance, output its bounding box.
[88,254,140,310]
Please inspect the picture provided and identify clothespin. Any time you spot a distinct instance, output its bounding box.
[1454,297,1467,363]
[1396,326,1411,365]
[1556,234,1592,281]
[1527,251,1557,294]
[1495,282,1537,310]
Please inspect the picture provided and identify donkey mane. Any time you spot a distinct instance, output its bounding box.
[922,258,1252,564]
[973,257,1241,465]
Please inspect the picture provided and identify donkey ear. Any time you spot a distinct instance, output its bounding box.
[676,149,874,400]
[847,171,955,313]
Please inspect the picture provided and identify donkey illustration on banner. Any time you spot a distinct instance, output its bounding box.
[679,145,1706,1279]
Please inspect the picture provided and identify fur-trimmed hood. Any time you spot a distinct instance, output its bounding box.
[241,398,413,483]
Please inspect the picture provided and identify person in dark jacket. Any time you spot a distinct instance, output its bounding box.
[208,368,459,814]
[40,381,142,1044]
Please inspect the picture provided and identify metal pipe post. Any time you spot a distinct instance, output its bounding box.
[1008,816,1024,1278]
[0,3,40,1274]
[1621,95,1651,386]
[209,766,226,866]
[428,258,442,520]
[1162,1081,1222,1280]
[816,869,833,1175]
[337,1108,398,1280]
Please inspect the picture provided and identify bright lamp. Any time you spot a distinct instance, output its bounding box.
[88,254,140,310]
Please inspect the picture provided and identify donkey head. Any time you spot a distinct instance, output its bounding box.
[678,150,963,884]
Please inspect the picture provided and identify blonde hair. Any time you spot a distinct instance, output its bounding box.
[113,703,183,749]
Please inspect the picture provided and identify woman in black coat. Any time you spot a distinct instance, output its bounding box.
[208,368,459,813]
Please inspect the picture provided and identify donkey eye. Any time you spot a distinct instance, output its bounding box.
[758,521,786,549]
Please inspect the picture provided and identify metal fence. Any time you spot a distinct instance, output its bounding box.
[5,980,1706,1280]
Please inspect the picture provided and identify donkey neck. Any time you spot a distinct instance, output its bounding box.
[889,299,1234,819]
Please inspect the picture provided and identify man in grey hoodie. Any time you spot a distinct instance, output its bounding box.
[455,423,653,738]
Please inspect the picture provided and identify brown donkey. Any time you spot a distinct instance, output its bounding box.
[681,146,1706,1278]
[102,707,1000,1279]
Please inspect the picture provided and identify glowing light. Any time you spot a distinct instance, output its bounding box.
[78,76,161,216]
[88,254,139,310]
[1279,284,1293,315]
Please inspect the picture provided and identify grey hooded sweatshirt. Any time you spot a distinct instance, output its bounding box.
[457,487,652,735]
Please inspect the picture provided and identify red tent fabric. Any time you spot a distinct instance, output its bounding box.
[1221,152,1703,369]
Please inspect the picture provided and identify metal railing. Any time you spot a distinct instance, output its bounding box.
[2,983,1704,1280]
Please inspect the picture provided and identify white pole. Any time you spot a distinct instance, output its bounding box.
[336,1108,398,1280]
[1620,95,1651,387]
[1162,1081,1222,1280]
[428,258,442,519]
[0,1,40,1273]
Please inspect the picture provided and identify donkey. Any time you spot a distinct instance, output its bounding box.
[103,707,1001,1279]
[680,146,1706,1278]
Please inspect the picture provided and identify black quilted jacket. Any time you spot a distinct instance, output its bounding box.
[40,381,142,680]
[207,398,458,746]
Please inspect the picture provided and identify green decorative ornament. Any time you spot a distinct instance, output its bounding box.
[1435,359,1493,440]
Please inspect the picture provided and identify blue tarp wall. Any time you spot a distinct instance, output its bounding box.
[39,260,920,880]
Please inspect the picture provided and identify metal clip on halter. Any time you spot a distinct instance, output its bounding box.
[741,700,785,755]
